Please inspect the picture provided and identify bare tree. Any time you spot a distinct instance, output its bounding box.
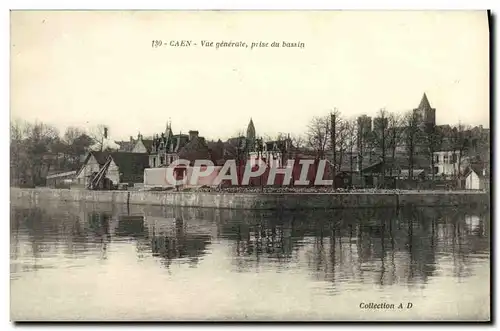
[372,109,390,186]
[335,118,350,173]
[422,121,443,182]
[403,111,421,182]
[224,130,247,164]
[387,112,403,177]
[289,134,306,150]
[328,109,342,189]
[306,115,330,159]
[356,116,372,182]
[23,121,60,186]
[10,119,29,186]
[88,124,109,152]
[450,123,472,188]
[344,118,358,186]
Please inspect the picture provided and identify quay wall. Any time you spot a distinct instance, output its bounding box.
[10,188,489,210]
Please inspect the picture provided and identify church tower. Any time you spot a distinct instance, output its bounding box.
[246,118,256,152]
[413,93,436,127]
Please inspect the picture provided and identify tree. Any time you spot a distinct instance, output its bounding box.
[403,111,421,182]
[450,123,472,188]
[344,118,358,186]
[224,131,247,165]
[306,115,330,159]
[289,134,306,150]
[10,119,29,186]
[422,121,443,182]
[357,116,372,182]
[372,109,390,186]
[23,121,60,186]
[335,118,350,173]
[88,124,109,152]
[387,112,403,177]
[328,109,343,189]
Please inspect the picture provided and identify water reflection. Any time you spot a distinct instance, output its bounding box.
[10,201,490,290]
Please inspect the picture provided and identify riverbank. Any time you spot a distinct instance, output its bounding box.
[11,187,489,210]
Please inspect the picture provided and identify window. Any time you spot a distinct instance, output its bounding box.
[451,154,458,164]
[443,154,449,164]
[160,156,165,165]
[433,154,439,164]
[434,167,439,175]
[152,157,156,168]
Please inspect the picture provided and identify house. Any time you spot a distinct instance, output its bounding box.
[464,164,489,190]
[131,134,154,154]
[115,136,136,152]
[177,131,211,165]
[74,151,110,187]
[46,171,77,188]
[361,156,429,188]
[432,150,470,179]
[248,137,294,168]
[207,140,225,165]
[75,151,150,189]
[149,123,191,168]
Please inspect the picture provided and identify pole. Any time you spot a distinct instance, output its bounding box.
[331,111,336,189]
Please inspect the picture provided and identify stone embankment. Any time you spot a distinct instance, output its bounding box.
[11,187,489,210]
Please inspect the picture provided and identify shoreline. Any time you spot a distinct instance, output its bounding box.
[11,187,489,210]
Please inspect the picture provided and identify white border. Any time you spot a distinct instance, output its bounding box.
[3,1,498,330]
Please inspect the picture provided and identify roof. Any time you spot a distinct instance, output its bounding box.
[115,140,135,152]
[207,140,224,162]
[75,151,111,177]
[110,152,150,183]
[46,171,77,179]
[362,156,430,174]
[418,93,432,110]
[465,163,488,179]
[141,139,154,153]
[178,137,211,163]
[85,151,110,166]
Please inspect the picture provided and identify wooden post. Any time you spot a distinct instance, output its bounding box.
[331,112,336,189]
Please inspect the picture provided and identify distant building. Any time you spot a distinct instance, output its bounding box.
[131,134,154,154]
[432,150,470,178]
[149,122,212,167]
[464,164,488,190]
[115,136,136,152]
[149,122,189,168]
[75,151,149,189]
[413,93,436,127]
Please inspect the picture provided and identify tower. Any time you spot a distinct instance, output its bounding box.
[246,118,256,152]
[413,93,436,127]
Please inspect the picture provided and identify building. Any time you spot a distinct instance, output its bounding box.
[75,151,150,189]
[115,136,136,152]
[246,118,256,152]
[464,165,488,190]
[432,150,470,178]
[46,171,77,188]
[149,122,212,167]
[413,93,436,127]
[149,122,189,168]
[177,130,211,165]
[131,134,154,154]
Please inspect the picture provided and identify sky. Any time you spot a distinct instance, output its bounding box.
[10,10,490,141]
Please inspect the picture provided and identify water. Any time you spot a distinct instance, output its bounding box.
[10,200,490,321]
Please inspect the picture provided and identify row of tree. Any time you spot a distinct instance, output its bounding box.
[10,119,110,187]
[301,108,488,186]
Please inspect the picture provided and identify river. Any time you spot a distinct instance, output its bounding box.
[10,200,490,321]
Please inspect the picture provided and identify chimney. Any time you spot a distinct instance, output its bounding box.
[189,130,199,141]
[104,127,108,139]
